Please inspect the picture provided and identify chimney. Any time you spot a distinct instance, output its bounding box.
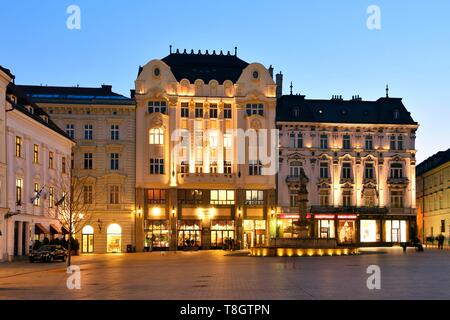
[130,89,136,99]
[276,72,283,98]
[268,65,274,79]
[102,84,112,93]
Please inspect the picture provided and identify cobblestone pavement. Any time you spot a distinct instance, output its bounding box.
[0,247,449,300]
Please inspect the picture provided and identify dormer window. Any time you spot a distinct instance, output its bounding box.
[393,109,400,120]
[292,107,300,117]
[40,115,49,123]
[26,105,34,114]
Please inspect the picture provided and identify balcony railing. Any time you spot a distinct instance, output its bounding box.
[387,177,409,185]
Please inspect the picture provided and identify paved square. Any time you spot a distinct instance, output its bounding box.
[0,248,449,300]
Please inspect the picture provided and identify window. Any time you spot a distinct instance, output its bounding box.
[289,132,303,148]
[181,102,189,118]
[224,133,232,148]
[246,103,264,116]
[390,136,396,150]
[111,125,119,140]
[224,104,232,119]
[210,190,235,205]
[110,153,119,170]
[195,103,203,118]
[33,145,39,164]
[391,191,404,208]
[342,135,351,150]
[245,190,264,205]
[209,104,218,118]
[33,183,40,206]
[147,189,166,204]
[224,161,232,174]
[320,190,329,206]
[178,190,203,204]
[320,134,328,149]
[342,163,352,179]
[150,158,164,174]
[441,220,445,233]
[84,124,93,140]
[149,128,164,145]
[83,185,93,204]
[249,160,262,176]
[365,136,373,150]
[16,178,23,205]
[48,152,54,169]
[49,187,55,208]
[398,135,404,150]
[290,194,298,207]
[210,162,218,173]
[66,124,75,139]
[390,135,404,150]
[148,101,167,114]
[15,136,22,157]
[109,185,120,204]
[62,157,67,174]
[180,161,189,174]
[290,161,302,177]
[320,162,329,179]
[84,153,93,170]
[365,163,374,179]
[342,190,352,207]
[390,163,403,179]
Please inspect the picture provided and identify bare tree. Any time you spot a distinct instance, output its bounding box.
[54,174,94,266]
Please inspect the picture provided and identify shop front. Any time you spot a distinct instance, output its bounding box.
[243,220,266,248]
[210,220,235,249]
[145,220,170,251]
[314,214,358,245]
[178,220,202,249]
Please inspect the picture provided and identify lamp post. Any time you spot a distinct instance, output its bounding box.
[271,207,277,249]
[171,206,176,252]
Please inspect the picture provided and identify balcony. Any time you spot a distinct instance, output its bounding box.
[340,177,354,184]
[387,177,409,186]
[363,178,377,185]
[317,177,332,185]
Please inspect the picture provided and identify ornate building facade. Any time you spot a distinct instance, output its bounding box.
[18,85,136,254]
[416,149,450,244]
[0,68,74,262]
[134,49,277,251]
[277,92,419,246]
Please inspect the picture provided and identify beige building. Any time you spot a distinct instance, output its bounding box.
[277,92,419,246]
[134,49,277,251]
[19,85,136,254]
[416,149,450,244]
[0,68,74,262]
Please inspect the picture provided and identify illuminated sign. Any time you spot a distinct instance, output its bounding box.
[314,214,335,220]
[338,214,358,220]
[279,214,300,219]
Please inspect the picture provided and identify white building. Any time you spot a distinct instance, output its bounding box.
[0,68,74,262]
[277,92,419,246]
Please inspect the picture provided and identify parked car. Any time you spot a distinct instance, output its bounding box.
[29,245,67,263]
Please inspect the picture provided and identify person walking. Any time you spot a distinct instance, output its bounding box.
[437,234,445,250]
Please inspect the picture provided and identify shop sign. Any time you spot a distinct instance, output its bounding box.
[337,214,357,220]
[314,214,335,220]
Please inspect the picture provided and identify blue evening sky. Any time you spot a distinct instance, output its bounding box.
[1,0,449,162]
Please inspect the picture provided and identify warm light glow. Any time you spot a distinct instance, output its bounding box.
[151,207,162,217]
[315,214,335,220]
[79,213,84,220]
[209,207,216,218]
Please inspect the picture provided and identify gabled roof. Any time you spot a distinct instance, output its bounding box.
[276,94,417,125]
[6,83,72,141]
[0,65,15,80]
[417,149,450,176]
[16,84,135,105]
[161,50,249,84]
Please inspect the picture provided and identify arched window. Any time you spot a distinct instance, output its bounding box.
[107,223,122,253]
[149,128,164,145]
[82,225,94,253]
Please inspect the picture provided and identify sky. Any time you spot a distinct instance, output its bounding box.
[1,0,449,163]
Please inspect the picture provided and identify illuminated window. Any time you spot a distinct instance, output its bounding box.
[33,183,40,206]
[360,220,379,243]
[33,144,39,164]
[149,128,164,145]
[245,190,264,205]
[15,178,23,205]
[15,136,22,157]
[178,190,203,205]
[148,101,167,114]
[48,151,54,169]
[210,190,235,205]
[82,225,94,253]
[318,219,335,239]
[49,187,55,208]
[107,224,122,253]
[147,189,166,204]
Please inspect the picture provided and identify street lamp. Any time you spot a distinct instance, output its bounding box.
[271,207,277,248]
[171,206,177,252]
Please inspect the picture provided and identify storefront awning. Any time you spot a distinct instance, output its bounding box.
[50,224,62,234]
[61,225,70,234]
[35,223,49,234]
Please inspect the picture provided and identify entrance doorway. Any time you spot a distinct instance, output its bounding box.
[82,225,94,253]
[107,223,122,253]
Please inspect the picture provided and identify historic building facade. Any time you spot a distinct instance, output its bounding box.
[19,85,136,254]
[134,49,277,251]
[277,92,419,246]
[0,68,74,262]
[416,149,450,243]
